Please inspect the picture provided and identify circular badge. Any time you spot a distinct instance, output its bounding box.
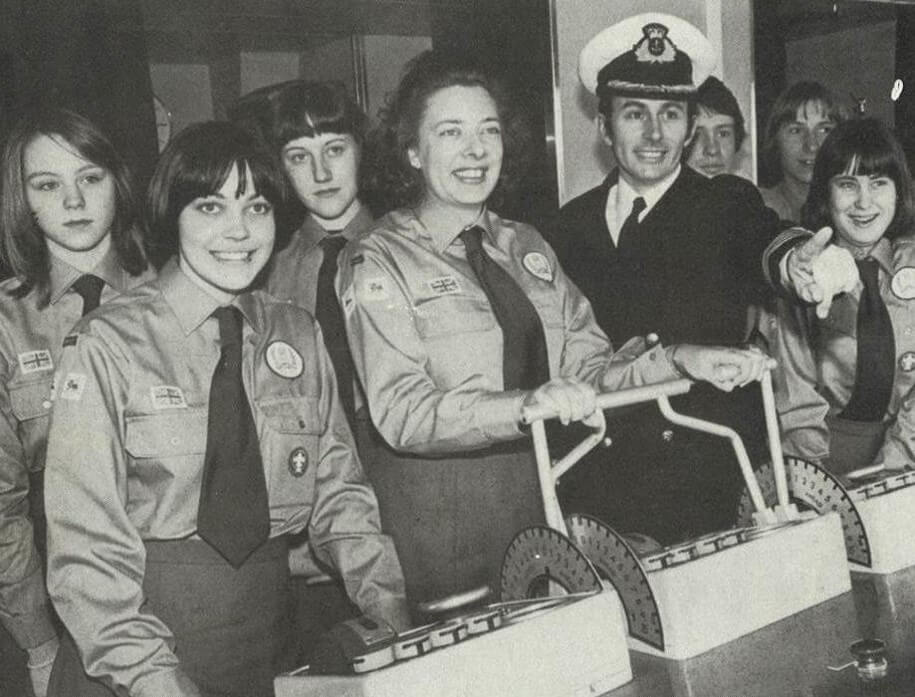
[522,252,553,282]
[288,447,309,477]
[900,352,915,373]
[266,341,304,379]
[892,267,915,300]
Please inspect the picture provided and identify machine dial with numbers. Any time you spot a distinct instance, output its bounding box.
[500,526,602,602]
[565,513,664,651]
[736,457,871,568]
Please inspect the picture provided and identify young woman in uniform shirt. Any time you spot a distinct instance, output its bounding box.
[775,118,915,476]
[42,121,407,697]
[0,107,154,697]
[339,51,772,618]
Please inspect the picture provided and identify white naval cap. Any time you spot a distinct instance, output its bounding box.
[578,12,716,97]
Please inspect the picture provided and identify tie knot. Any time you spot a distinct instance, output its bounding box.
[214,306,243,346]
[630,197,647,218]
[321,234,346,256]
[72,274,105,315]
[459,226,485,253]
[857,258,880,287]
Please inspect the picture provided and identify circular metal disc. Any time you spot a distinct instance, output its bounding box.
[736,457,871,567]
[500,526,601,602]
[566,513,664,651]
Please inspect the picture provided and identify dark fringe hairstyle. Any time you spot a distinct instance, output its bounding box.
[145,121,287,267]
[802,117,915,241]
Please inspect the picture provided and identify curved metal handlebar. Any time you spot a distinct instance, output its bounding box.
[520,378,693,424]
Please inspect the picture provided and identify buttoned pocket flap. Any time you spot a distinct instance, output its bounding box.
[9,380,54,421]
[415,297,496,339]
[125,410,208,457]
[257,396,322,434]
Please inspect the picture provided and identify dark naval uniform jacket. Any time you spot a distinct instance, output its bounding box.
[548,166,782,543]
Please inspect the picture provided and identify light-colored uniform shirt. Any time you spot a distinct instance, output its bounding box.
[266,206,374,311]
[44,260,407,696]
[776,237,915,469]
[336,208,682,456]
[0,251,154,649]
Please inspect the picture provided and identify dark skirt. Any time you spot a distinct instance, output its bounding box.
[356,418,544,621]
[48,537,289,697]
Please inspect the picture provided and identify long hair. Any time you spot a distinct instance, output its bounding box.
[760,81,850,186]
[146,121,286,265]
[361,50,532,216]
[802,117,915,241]
[0,107,147,304]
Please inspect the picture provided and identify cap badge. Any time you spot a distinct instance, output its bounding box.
[634,23,677,63]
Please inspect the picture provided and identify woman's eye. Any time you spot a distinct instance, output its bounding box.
[483,125,502,137]
[34,180,58,192]
[249,202,273,215]
[196,201,221,214]
[439,127,460,137]
[872,177,891,188]
[326,145,346,157]
[81,173,104,185]
[287,152,308,164]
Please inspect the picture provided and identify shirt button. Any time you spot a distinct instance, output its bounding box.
[906,327,913,336]
[41,400,51,410]
[170,436,180,445]
[662,429,674,442]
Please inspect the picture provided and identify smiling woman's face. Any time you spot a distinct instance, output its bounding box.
[829,170,897,252]
[407,84,504,216]
[178,163,275,304]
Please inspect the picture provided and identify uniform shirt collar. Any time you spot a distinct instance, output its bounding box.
[605,165,680,244]
[158,258,263,336]
[616,164,681,220]
[48,246,138,305]
[868,236,893,275]
[297,204,373,248]
[413,206,493,253]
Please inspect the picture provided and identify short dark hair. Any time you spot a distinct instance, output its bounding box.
[0,107,147,304]
[146,121,286,264]
[361,50,532,215]
[694,76,745,150]
[271,81,367,151]
[802,117,915,241]
[761,81,850,184]
[227,79,302,152]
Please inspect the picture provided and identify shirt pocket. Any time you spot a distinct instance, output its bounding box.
[256,395,322,528]
[125,410,208,457]
[9,379,54,470]
[414,296,497,339]
[125,409,208,497]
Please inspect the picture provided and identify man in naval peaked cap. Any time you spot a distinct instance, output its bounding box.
[548,13,785,544]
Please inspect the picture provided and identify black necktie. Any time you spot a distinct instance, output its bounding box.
[460,226,550,390]
[197,306,270,567]
[72,274,105,316]
[841,259,895,421]
[315,235,356,425]
[617,196,646,255]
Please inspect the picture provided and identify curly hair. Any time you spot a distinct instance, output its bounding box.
[0,107,148,305]
[361,50,533,216]
[802,117,914,241]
